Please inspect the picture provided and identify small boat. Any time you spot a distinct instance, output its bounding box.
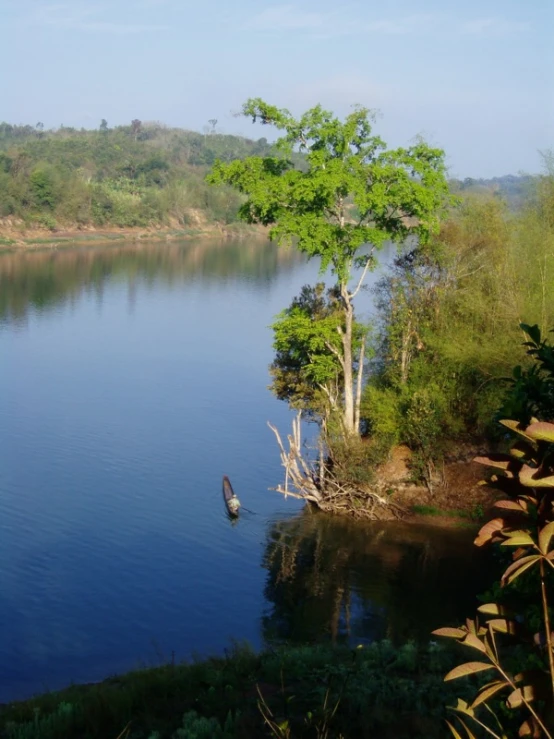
[222,475,241,517]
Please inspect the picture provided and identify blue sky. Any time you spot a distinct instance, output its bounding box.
[2,0,552,177]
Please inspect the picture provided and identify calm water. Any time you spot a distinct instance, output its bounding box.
[0,240,491,702]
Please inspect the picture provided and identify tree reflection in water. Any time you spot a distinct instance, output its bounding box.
[262,509,495,647]
[0,238,301,323]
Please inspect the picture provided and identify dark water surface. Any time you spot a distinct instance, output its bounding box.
[0,240,491,702]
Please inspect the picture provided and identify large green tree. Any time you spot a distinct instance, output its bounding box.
[208,99,451,435]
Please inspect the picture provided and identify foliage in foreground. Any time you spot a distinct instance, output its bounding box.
[0,642,475,739]
[434,329,554,737]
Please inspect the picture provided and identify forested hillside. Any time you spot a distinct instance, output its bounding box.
[0,121,273,232]
[449,173,536,209]
[0,120,536,235]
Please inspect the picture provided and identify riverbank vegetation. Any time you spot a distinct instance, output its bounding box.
[0,119,534,243]
[1,110,552,737]
[0,120,276,234]
[208,100,554,518]
[365,170,554,486]
[0,641,477,739]
[431,329,554,736]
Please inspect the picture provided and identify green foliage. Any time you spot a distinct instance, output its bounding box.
[270,283,346,420]
[210,98,450,439]
[449,173,536,210]
[209,99,451,283]
[0,642,472,739]
[365,166,554,473]
[3,702,75,739]
[29,165,60,209]
[0,121,274,230]
[170,710,235,738]
[435,383,554,737]
[327,435,382,487]
[501,323,554,424]
[360,385,401,446]
[402,384,453,485]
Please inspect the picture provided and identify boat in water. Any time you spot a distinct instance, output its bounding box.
[222,475,241,517]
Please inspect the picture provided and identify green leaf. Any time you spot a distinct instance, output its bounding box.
[444,662,494,681]
[520,323,541,345]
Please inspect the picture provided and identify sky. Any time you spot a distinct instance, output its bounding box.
[1,0,552,178]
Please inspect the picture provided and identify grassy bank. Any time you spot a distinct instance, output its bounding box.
[0,642,475,739]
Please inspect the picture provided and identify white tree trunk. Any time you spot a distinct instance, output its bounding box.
[354,334,366,434]
[339,282,356,435]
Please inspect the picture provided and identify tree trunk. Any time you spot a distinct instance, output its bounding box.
[340,283,355,435]
[400,316,412,385]
[354,334,366,433]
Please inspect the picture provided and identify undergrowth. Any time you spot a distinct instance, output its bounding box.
[0,641,478,739]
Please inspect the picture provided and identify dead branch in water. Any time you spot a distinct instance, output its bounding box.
[267,412,322,505]
[267,413,405,520]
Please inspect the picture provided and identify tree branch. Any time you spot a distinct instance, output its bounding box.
[350,247,376,300]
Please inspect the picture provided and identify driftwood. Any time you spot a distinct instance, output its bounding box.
[267,412,405,520]
[267,412,322,505]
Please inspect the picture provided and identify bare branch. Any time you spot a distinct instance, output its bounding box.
[350,247,376,300]
[324,340,344,367]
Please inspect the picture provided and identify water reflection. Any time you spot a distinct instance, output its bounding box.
[262,510,494,646]
[0,238,301,323]
[0,238,494,700]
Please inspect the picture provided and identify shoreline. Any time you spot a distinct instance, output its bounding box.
[0,641,462,738]
[0,222,268,249]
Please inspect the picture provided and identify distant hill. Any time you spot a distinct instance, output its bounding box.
[0,121,540,235]
[449,174,536,210]
[0,121,274,233]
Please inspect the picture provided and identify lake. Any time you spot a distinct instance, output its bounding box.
[0,239,492,702]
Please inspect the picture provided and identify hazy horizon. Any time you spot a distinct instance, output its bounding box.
[2,0,552,179]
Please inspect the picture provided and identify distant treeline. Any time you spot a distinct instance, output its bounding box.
[0,120,537,232]
[449,174,536,210]
[0,120,274,231]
